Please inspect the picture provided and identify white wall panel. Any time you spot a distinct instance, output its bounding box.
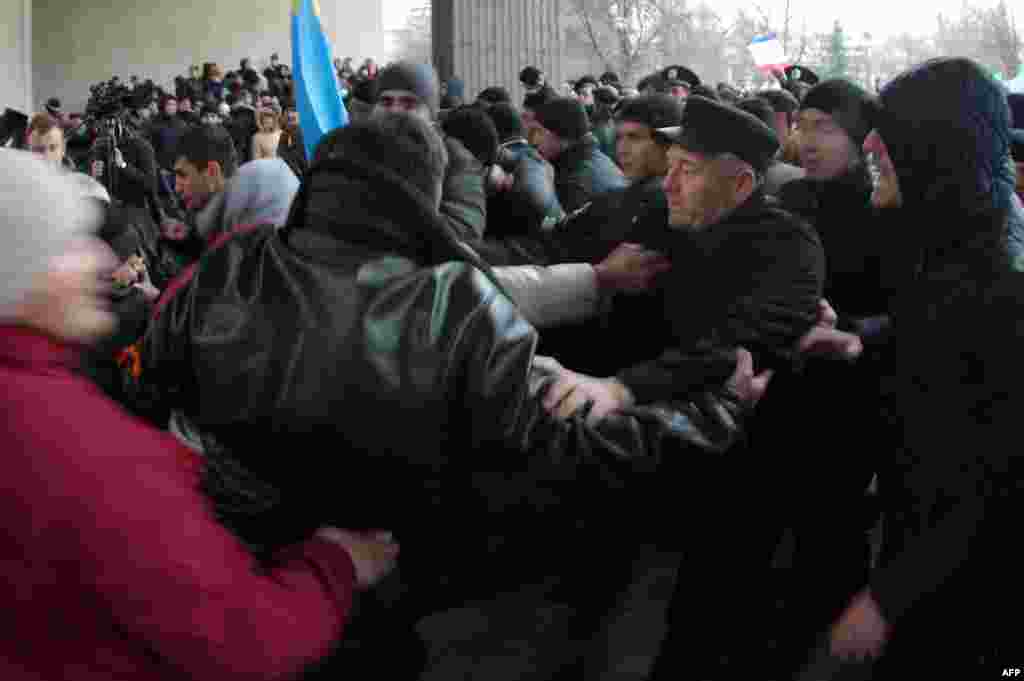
[1,0,32,113]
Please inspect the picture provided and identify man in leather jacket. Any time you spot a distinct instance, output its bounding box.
[132,113,767,680]
[533,97,627,212]
[484,102,564,238]
[373,61,489,240]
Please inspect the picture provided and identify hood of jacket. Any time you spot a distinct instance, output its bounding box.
[876,58,1017,262]
[284,154,505,293]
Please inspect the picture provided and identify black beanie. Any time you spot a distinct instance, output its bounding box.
[615,94,682,131]
[442,106,500,165]
[536,97,591,141]
[800,79,877,147]
[375,61,440,116]
[486,102,525,141]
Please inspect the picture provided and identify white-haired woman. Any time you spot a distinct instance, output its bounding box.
[0,149,397,680]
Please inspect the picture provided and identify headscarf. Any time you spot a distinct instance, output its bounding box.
[222,158,300,230]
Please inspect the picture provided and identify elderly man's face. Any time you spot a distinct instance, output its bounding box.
[662,147,743,229]
[20,236,117,344]
[164,99,178,116]
[29,128,65,164]
[375,90,431,120]
[863,130,903,209]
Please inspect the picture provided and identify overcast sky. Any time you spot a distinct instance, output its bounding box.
[381,0,1012,42]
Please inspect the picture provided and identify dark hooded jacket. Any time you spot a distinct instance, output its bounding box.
[550,133,627,213]
[133,151,750,619]
[864,58,1024,648]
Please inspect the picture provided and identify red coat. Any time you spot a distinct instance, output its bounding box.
[0,326,356,680]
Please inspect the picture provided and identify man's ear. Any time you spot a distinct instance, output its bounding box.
[735,168,756,203]
[205,161,223,180]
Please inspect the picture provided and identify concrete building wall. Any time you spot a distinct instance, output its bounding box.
[31,0,384,113]
[435,0,567,104]
[1,0,32,113]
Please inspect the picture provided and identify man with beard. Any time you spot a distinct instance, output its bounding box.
[374,61,490,240]
[799,57,1024,679]
[132,112,768,679]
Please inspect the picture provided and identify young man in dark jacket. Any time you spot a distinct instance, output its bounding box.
[134,113,765,679]
[534,97,627,212]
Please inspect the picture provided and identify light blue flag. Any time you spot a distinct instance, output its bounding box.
[292,0,348,161]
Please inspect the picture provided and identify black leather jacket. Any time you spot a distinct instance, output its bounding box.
[134,154,747,609]
[551,133,627,212]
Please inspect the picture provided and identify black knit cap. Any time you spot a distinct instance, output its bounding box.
[656,95,780,172]
[520,66,543,87]
[615,94,682,132]
[487,102,525,141]
[374,61,440,116]
[575,75,599,92]
[800,78,878,147]
[536,97,591,141]
[441,106,500,165]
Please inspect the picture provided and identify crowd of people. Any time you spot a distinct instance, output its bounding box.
[2,45,1024,681]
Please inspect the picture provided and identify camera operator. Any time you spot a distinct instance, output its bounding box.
[88,119,158,213]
